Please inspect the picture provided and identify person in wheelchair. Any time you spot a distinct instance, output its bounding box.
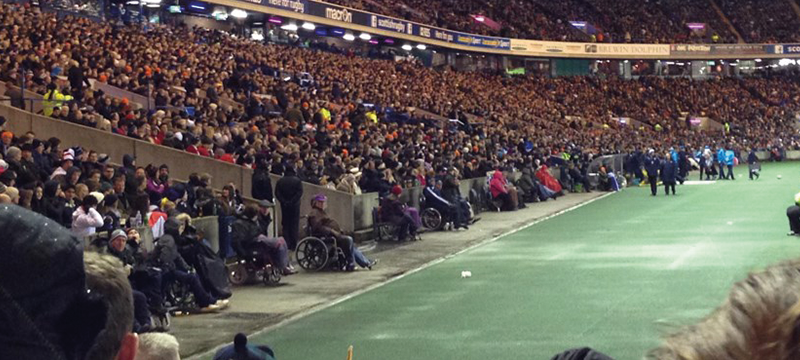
[151,219,228,312]
[381,186,420,240]
[231,203,295,276]
[424,180,467,230]
[309,194,377,271]
[104,228,159,333]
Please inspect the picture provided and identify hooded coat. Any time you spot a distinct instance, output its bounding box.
[151,219,190,272]
[43,180,70,227]
[0,205,105,360]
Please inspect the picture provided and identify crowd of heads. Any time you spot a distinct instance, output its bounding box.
[2,4,800,199]
[719,0,800,43]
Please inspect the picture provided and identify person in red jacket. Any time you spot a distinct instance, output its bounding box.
[489,170,519,211]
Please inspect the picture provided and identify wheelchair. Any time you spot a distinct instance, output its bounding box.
[419,194,452,231]
[372,206,400,242]
[163,277,197,315]
[227,245,282,286]
[295,234,349,272]
[295,217,349,271]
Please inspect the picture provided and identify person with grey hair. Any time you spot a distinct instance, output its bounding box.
[135,333,180,360]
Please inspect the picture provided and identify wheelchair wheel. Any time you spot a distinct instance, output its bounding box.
[378,223,397,241]
[166,280,196,312]
[227,262,250,286]
[421,208,443,230]
[263,264,282,286]
[296,237,329,272]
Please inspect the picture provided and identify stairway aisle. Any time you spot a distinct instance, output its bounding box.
[708,0,743,43]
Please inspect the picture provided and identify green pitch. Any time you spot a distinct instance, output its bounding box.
[248,163,800,360]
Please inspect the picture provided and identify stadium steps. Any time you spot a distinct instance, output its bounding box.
[708,0,744,43]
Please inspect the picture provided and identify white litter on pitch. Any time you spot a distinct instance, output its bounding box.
[461,271,472,278]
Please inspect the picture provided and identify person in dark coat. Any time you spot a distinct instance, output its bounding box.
[274,166,303,251]
[251,157,274,202]
[660,152,678,196]
[213,333,276,360]
[0,204,138,360]
[748,148,761,180]
[42,180,69,227]
[151,219,224,311]
[788,193,800,236]
[677,146,689,184]
[230,204,293,275]
[643,149,661,197]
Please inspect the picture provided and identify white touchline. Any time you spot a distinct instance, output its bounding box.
[188,192,616,360]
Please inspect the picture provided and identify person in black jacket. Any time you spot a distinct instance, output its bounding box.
[231,204,294,275]
[660,152,678,196]
[275,166,303,251]
[748,148,761,180]
[252,156,274,203]
[42,180,69,227]
[644,149,661,197]
[152,219,226,312]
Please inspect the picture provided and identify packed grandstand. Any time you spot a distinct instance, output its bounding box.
[2,0,800,359]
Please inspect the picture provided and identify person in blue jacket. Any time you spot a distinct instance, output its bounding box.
[644,149,661,196]
[660,152,678,196]
[716,146,727,180]
[724,149,736,180]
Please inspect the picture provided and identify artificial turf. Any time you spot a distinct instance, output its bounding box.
[245,162,800,360]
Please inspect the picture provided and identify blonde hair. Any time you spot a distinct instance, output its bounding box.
[650,259,800,360]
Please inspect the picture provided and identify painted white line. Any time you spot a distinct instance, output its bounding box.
[188,192,616,360]
[682,181,717,185]
[668,243,704,270]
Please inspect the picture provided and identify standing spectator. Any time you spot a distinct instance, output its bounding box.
[716,146,727,181]
[660,152,677,196]
[644,149,661,197]
[275,166,303,251]
[748,148,760,180]
[252,156,274,202]
[725,148,736,180]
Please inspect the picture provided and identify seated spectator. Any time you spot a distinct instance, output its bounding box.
[489,171,519,211]
[151,219,228,312]
[380,186,419,240]
[309,194,376,271]
[231,204,295,276]
[213,333,275,360]
[135,333,181,360]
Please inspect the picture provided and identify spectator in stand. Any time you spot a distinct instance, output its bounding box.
[275,166,303,252]
[72,193,104,237]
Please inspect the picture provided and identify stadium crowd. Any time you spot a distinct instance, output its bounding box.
[4,1,800,360]
[321,0,798,43]
[3,4,800,200]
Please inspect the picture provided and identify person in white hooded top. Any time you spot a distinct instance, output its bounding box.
[72,193,104,238]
